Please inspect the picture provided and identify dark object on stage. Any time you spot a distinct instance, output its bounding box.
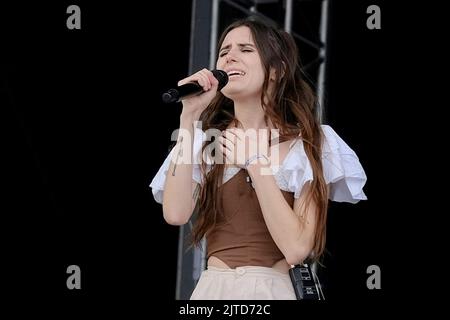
[289,263,324,300]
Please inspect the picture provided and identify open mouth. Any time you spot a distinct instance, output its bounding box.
[227,70,246,78]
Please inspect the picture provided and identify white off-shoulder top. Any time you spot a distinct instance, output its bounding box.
[150,125,367,204]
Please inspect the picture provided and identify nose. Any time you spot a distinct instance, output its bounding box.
[225,51,237,64]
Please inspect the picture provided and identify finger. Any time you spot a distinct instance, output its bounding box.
[223,134,239,160]
[221,136,237,165]
[177,68,212,90]
[224,133,248,166]
[218,136,233,153]
[224,128,242,141]
[223,130,236,145]
[201,69,216,89]
[190,68,213,91]
[196,71,211,91]
[223,148,234,165]
[216,143,226,164]
[178,77,201,87]
[177,76,194,86]
[218,142,233,165]
[220,133,235,147]
[206,70,219,88]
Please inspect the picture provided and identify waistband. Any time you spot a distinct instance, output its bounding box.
[206,266,290,278]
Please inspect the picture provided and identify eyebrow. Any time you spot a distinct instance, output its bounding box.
[219,43,256,52]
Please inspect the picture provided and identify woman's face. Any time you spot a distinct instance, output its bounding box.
[216,26,266,101]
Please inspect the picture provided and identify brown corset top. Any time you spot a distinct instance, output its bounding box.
[206,169,295,269]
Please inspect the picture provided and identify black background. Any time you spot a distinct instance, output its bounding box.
[1,0,430,314]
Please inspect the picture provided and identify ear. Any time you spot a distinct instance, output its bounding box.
[269,67,277,81]
[269,62,286,81]
[280,61,286,78]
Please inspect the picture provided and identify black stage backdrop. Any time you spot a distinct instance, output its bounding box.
[1,0,430,315]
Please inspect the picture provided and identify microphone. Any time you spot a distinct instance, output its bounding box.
[162,69,228,103]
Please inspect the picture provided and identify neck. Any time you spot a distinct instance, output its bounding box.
[233,99,267,130]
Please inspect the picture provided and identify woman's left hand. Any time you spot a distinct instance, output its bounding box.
[217,128,270,168]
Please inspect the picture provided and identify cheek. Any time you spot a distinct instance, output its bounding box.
[253,69,266,86]
[250,62,265,80]
[216,59,224,70]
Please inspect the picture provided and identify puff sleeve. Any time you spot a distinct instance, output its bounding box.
[282,125,367,203]
[149,128,205,204]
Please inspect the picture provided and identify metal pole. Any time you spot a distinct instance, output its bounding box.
[317,0,329,124]
[209,0,220,70]
[176,0,213,300]
[284,0,293,33]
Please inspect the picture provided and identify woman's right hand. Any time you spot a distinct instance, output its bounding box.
[178,68,219,120]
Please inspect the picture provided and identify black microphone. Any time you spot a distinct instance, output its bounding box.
[162,69,228,103]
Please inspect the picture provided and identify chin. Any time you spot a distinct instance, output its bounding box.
[221,88,240,100]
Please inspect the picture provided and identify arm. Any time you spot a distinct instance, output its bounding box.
[247,163,317,265]
[162,69,219,225]
[162,114,199,225]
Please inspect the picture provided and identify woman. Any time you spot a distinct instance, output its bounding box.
[150,17,367,300]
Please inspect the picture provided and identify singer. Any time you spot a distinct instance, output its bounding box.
[150,17,367,300]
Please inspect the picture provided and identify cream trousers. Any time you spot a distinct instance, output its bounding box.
[190,266,296,300]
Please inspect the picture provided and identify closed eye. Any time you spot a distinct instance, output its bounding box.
[219,49,253,57]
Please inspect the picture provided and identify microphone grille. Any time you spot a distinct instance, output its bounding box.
[212,70,229,90]
[161,88,179,104]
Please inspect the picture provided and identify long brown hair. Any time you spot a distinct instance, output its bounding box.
[191,17,328,263]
